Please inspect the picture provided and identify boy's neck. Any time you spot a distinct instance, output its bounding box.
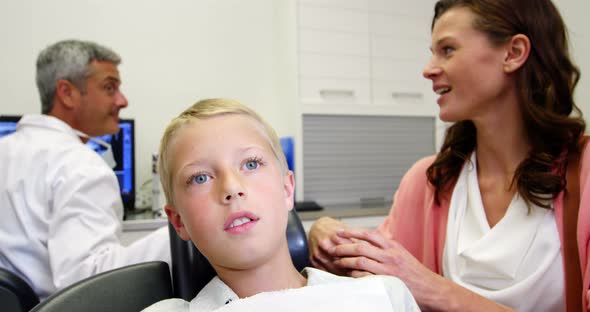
[215,245,306,298]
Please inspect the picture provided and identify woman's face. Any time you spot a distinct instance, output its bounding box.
[423,7,511,123]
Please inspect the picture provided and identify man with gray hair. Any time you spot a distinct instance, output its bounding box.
[0,39,170,300]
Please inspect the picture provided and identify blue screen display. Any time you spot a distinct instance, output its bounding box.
[0,116,136,212]
[0,121,18,138]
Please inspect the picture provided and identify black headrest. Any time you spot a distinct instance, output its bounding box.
[0,267,39,312]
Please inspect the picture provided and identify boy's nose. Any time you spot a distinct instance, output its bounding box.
[225,191,245,201]
[221,172,247,203]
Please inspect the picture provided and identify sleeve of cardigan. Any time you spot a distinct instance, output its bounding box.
[577,141,590,310]
[377,156,436,257]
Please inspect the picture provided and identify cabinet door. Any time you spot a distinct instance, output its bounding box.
[368,0,435,18]
[298,0,368,10]
[297,3,371,108]
[299,54,371,106]
[371,58,432,115]
[297,0,438,114]
[367,0,436,115]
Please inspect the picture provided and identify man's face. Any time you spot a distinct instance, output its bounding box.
[76,60,128,136]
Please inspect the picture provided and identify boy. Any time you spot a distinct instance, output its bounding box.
[144,98,419,311]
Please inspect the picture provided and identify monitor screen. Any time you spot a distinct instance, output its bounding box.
[0,116,19,138]
[0,115,136,214]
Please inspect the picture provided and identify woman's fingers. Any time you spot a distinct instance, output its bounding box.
[330,232,354,245]
[336,228,391,249]
[334,255,388,276]
[349,269,373,278]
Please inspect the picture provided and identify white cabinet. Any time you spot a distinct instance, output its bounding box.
[297,3,371,107]
[297,0,437,116]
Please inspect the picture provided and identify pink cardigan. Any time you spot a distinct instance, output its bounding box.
[377,144,590,310]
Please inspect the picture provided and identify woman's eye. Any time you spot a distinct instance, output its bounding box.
[193,174,209,184]
[442,46,454,55]
[245,160,259,170]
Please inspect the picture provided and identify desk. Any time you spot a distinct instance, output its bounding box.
[121,206,390,245]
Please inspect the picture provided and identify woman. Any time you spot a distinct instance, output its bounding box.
[307,0,589,311]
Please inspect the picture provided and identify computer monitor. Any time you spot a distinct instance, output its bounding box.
[0,116,20,137]
[0,115,136,214]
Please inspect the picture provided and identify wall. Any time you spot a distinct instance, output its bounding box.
[554,0,590,121]
[0,0,589,191]
[0,0,299,187]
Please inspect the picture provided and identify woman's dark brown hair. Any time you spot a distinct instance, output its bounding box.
[426,0,586,208]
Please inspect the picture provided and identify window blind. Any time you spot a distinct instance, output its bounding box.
[302,114,435,209]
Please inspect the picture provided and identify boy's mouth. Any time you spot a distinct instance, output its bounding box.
[223,211,260,231]
[228,217,253,229]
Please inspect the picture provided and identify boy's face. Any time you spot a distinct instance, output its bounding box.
[165,114,295,270]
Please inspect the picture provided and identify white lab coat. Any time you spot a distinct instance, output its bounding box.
[0,115,170,300]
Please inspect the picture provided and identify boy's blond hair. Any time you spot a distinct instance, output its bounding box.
[158,98,288,206]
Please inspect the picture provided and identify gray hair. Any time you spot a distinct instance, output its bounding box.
[36,39,121,114]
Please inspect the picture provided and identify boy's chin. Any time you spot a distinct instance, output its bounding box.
[213,248,282,271]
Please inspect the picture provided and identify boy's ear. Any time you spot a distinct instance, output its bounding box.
[503,34,530,73]
[165,204,191,241]
[283,170,295,211]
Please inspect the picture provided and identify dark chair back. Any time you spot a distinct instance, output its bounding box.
[0,268,39,312]
[30,261,172,312]
[168,210,310,301]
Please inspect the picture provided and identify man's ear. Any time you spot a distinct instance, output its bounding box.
[54,79,80,110]
[165,204,191,241]
[283,170,295,211]
[503,34,530,73]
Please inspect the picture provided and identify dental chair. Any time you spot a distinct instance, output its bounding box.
[0,267,39,312]
[28,210,311,311]
[29,261,172,312]
[168,209,310,301]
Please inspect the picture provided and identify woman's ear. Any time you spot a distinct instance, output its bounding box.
[165,204,191,241]
[503,34,531,73]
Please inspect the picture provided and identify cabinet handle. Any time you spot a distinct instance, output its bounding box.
[391,92,423,100]
[319,89,355,99]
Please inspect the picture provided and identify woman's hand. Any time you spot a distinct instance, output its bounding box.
[327,228,450,309]
[327,228,514,311]
[307,217,352,275]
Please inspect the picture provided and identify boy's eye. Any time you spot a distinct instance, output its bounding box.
[245,160,259,170]
[192,174,209,184]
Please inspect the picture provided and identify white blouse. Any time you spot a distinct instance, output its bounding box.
[443,152,564,311]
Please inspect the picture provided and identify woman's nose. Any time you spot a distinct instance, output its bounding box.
[422,58,441,80]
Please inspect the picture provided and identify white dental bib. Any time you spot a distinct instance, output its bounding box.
[443,152,564,311]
